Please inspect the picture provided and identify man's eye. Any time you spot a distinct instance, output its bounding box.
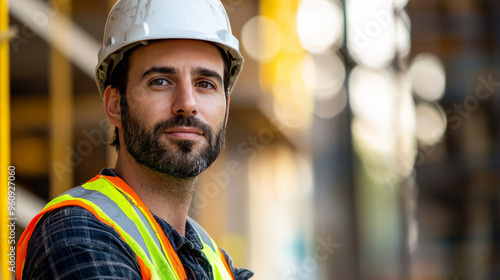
[197,81,214,89]
[149,78,169,86]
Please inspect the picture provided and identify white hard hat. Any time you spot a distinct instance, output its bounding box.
[95,0,244,96]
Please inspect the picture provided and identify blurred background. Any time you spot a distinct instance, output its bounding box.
[1,0,499,279]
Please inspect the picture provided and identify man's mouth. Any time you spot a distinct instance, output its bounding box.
[164,126,204,140]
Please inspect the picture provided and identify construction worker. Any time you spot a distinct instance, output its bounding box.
[16,0,252,279]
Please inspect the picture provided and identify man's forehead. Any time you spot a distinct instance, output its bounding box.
[130,39,224,63]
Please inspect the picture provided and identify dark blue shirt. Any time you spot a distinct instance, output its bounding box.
[22,171,253,280]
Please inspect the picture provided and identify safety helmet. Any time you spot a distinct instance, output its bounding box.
[95,0,244,96]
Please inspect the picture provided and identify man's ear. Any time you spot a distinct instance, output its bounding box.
[103,85,122,128]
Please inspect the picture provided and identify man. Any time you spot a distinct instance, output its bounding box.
[16,0,252,279]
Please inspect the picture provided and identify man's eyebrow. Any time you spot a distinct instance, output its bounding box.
[142,67,177,79]
[192,67,223,86]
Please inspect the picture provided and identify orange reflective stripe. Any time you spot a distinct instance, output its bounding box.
[218,248,236,280]
[16,200,151,280]
[102,175,188,280]
[86,174,101,183]
[137,255,153,280]
[16,208,48,279]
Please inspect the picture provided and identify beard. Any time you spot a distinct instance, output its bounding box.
[122,112,226,178]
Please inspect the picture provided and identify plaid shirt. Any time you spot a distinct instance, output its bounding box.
[22,170,253,280]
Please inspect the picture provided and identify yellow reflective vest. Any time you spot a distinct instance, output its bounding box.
[17,174,235,280]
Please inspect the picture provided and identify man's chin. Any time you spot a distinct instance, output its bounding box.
[151,157,207,178]
[165,138,211,155]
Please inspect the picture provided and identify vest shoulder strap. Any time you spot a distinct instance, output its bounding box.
[187,217,235,280]
[187,217,217,252]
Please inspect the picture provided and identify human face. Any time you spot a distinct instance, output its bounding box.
[122,40,228,177]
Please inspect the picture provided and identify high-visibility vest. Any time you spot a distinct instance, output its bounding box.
[16,174,235,280]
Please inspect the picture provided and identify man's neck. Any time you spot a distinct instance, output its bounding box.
[113,151,197,236]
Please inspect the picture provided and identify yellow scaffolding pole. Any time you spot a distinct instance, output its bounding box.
[1,0,11,278]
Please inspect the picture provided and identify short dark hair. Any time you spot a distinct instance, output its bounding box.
[107,46,134,150]
[107,42,231,151]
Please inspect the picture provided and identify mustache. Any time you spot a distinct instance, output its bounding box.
[153,115,213,140]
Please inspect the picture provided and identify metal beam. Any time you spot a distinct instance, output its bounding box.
[17,186,46,229]
[8,0,100,79]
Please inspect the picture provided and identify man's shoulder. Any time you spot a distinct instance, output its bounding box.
[29,205,126,250]
[23,206,142,279]
[34,205,101,231]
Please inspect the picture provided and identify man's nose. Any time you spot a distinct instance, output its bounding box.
[172,82,198,117]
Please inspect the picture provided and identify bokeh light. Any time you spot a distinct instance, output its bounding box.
[242,16,282,63]
[301,52,345,100]
[349,66,397,131]
[272,82,314,130]
[415,102,447,146]
[409,53,446,102]
[395,10,411,60]
[394,0,409,10]
[396,74,417,178]
[314,88,347,119]
[352,117,394,158]
[346,0,396,68]
[297,0,344,54]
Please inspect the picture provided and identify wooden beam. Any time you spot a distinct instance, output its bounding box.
[9,0,100,79]
[49,0,73,198]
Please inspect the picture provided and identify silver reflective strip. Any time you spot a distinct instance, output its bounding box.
[65,186,152,260]
[187,216,216,253]
[131,203,163,250]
